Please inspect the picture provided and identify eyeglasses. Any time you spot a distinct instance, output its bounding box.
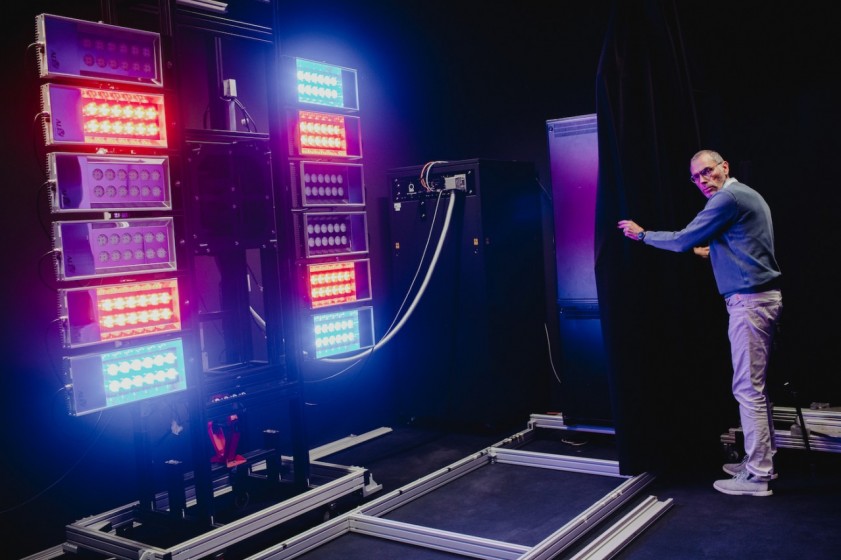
[690,162,723,183]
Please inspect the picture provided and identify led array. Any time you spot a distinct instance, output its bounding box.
[295,162,364,208]
[304,171,345,199]
[94,229,169,263]
[79,37,155,76]
[66,338,187,415]
[313,310,361,359]
[41,84,167,148]
[82,94,160,137]
[296,59,344,107]
[308,262,357,308]
[54,218,176,280]
[62,279,181,348]
[101,340,186,407]
[37,13,163,86]
[50,153,171,212]
[298,111,347,156]
[305,216,349,255]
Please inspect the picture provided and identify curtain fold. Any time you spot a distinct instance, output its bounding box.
[594,0,733,474]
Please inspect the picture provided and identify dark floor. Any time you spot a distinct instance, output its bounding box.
[318,424,841,560]
[618,452,841,559]
[20,423,841,559]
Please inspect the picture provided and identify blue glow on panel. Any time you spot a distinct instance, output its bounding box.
[102,339,187,408]
[67,338,187,415]
[313,309,360,358]
[296,58,344,108]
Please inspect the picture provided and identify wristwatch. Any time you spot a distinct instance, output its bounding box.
[637,230,646,241]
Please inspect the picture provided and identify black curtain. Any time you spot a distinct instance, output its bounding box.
[594,0,734,475]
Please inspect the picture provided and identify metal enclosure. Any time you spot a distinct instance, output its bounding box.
[546,114,613,426]
[387,159,549,430]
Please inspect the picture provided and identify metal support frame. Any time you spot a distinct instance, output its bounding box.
[245,420,667,560]
[308,427,393,461]
[23,429,387,559]
[20,545,66,560]
[566,496,674,560]
[529,413,616,435]
[721,406,841,454]
[63,460,369,560]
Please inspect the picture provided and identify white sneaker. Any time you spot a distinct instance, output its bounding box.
[713,470,773,497]
[722,456,778,480]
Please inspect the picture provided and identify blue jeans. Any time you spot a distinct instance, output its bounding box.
[725,289,783,480]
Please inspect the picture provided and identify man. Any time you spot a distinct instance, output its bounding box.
[618,149,783,497]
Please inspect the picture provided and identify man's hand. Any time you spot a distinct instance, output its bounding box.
[693,246,710,258]
[618,219,644,241]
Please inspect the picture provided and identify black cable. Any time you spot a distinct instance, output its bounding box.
[233,98,257,133]
[534,175,552,202]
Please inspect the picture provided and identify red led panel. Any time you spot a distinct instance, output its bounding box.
[307,262,357,308]
[61,279,181,348]
[41,84,167,148]
[297,111,348,157]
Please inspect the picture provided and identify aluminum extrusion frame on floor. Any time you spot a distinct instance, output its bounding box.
[59,423,391,560]
[246,418,672,560]
[721,406,841,454]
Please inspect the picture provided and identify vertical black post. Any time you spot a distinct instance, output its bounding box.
[132,403,156,512]
[267,0,310,490]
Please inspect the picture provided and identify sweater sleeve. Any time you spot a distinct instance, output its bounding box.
[643,190,738,252]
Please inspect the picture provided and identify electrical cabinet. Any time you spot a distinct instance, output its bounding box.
[387,159,549,431]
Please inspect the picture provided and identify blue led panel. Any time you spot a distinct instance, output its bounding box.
[66,338,187,415]
[292,57,358,111]
[310,306,374,359]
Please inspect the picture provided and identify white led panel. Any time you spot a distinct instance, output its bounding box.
[36,13,163,87]
[53,218,177,281]
[49,153,171,212]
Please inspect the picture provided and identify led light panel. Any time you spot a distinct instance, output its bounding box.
[36,13,163,87]
[297,211,368,259]
[291,110,361,158]
[49,153,171,212]
[309,307,374,359]
[305,259,371,309]
[66,338,187,415]
[60,278,181,348]
[292,161,364,208]
[41,84,167,148]
[54,218,177,280]
[292,58,358,110]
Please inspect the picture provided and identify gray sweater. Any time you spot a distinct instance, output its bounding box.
[643,180,782,298]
